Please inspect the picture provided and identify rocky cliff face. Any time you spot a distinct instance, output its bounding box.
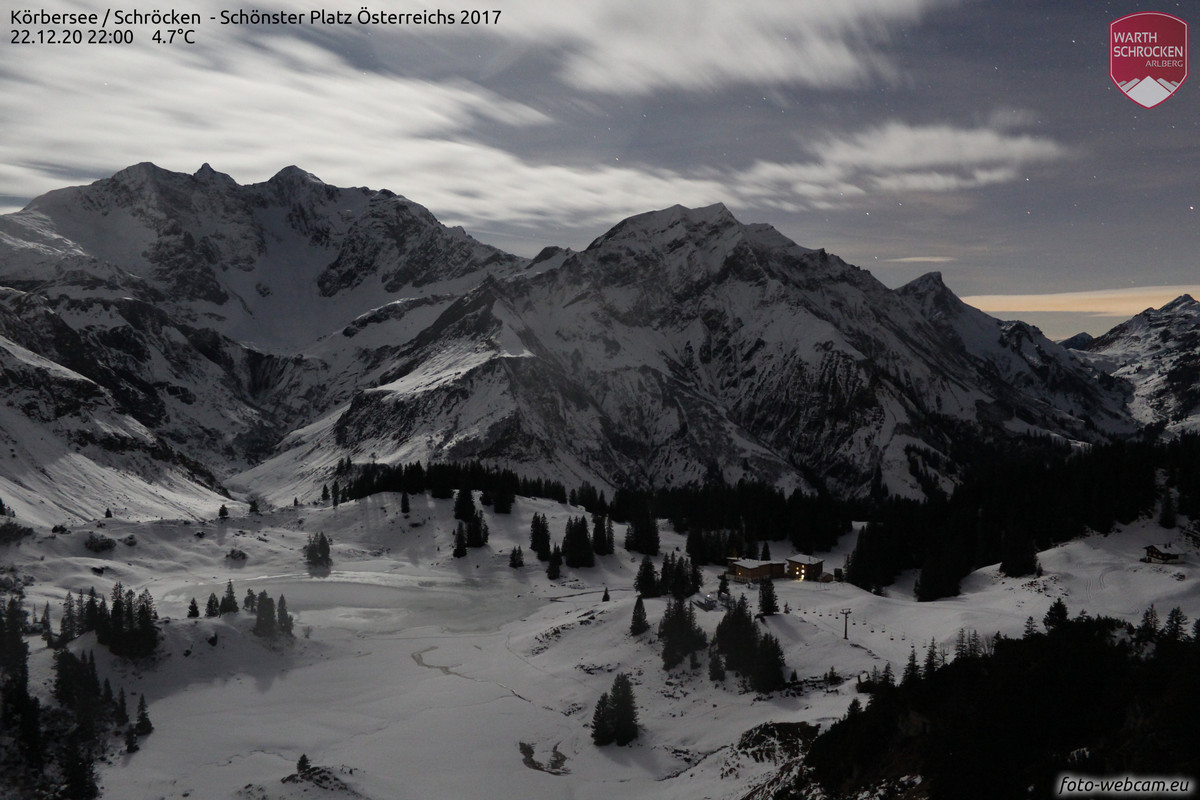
[1077,294,1200,432]
[0,164,1149,519]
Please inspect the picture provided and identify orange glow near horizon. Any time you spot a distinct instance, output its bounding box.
[962,285,1200,316]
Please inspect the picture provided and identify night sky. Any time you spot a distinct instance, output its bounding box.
[3,0,1196,337]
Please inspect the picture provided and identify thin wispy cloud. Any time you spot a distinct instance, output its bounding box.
[465,0,951,94]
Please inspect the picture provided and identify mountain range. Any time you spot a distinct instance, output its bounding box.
[0,163,1195,525]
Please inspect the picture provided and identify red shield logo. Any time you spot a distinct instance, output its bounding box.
[1110,12,1188,108]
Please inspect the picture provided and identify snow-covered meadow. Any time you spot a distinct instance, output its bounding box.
[6,492,1197,799]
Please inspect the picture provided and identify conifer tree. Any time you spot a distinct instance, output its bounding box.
[630,596,650,635]
[708,649,726,682]
[61,592,78,643]
[205,593,220,617]
[634,556,660,598]
[134,693,153,735]
[220,580,239,614]
[297,754,311,774]
[602,586,610,602]
[277,596,293,637]
[592,515,609,556]
[41,601,54,645]
[591,692,614,746]
[115,687,129,726]
[881,661,895,687]
[305,532,332,566]
[187,598,200,618]
[529,513,551,561]
[659,596,707,670]
[453,487,476,522]
[1043,598,1068,632]
[452,525,468,558]
[547,544,562,579]
[243,589,257,613]
[1161,606,1189,643]
[1137,603,1161,642]
[609,673,638,745]
[219,504,229,520]
[923,637,940,677]
[563,516,595,567]
[902,645,919,685]
[253,592,277,637]
[753,633,786,693]
[509,546,524,568]
[758,578,779,616]
[401,492,410,514]
[62,733,98,800]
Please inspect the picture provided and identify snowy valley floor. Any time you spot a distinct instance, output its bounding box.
[6,494,1199,800]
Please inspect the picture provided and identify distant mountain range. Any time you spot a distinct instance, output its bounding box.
[0,164,1194,524]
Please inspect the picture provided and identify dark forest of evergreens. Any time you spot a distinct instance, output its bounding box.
[800,604,1200,800]
[846,434,1200,600]
[333,433,1200,601]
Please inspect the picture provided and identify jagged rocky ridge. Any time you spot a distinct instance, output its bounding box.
[0,163,1174,520]
[1073,294,1200,432]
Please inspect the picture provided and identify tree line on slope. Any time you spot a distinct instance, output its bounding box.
[846,434,1200,600]
[1,593,155,800]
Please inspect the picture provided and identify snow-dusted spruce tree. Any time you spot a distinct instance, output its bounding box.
[758,578,779,616]
[453,486,476,521]
[629,596,650,636]
[529,513,551,561]
[220,581,239,614]
[591,673,640,747]
[253,592,277,637]
[608,673,638,745]
[591,692,614,746]
[134,694,153,735]
[634,556,659,598]
[304,532,332,567]
[277,596,294,637]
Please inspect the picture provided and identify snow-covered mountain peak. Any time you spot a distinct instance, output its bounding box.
[1160,293,1199,315]
[1083,295,1200,431]
[193,162,238,187]
[266,164,327,187]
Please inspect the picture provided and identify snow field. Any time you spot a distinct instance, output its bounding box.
[5,493,1197,799]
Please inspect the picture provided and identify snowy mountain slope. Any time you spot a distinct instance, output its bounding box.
[896,272,1131,437]
[0,165,1142,504]
[0,162,528,351]
[1076,294,1200,432]
[255,203,1134,500]
[0,323,229,525]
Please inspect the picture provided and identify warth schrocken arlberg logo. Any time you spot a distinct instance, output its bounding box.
[1111,12,1188,108]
